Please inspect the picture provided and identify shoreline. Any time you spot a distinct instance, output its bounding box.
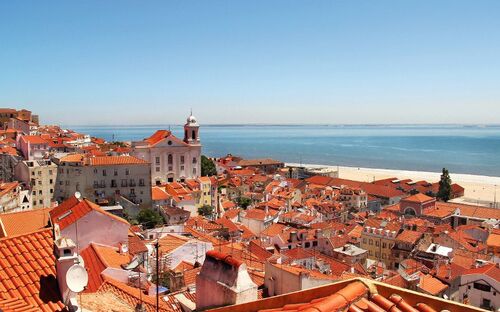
[286,163,500,207]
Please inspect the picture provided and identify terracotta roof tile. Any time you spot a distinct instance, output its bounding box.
[0,208,51,238]
[88,155,148,166]
[0,229,66,311]
[50,195,129,231]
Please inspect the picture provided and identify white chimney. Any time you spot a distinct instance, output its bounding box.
[119,242,129,254]
[54,237,84,311]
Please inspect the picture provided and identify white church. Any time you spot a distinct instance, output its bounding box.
[131,113,202,185]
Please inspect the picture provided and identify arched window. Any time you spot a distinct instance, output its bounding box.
[168,154,173,165]
[191,130,196,140]
[404,207,417,217]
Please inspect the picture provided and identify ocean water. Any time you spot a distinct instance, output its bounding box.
[68,125,500,177]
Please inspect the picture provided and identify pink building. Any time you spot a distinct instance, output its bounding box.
[18,135,49,160]
[50,192,130,251]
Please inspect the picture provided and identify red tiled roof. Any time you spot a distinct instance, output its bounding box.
[0,229,66,311]
[0,208,51,238]
[21,135,48,144]
[80,244,106,293]
[50,195,129,231]
[0,297,40,311]
[128,233,148,255]
[462,263,500,282]
[152,186,169,201]
[402,193,435,203]
[143,130,188,147]
[206,250,243,268]
[89,155,148,166]
[396,230,423,244]
[418,274,448,295]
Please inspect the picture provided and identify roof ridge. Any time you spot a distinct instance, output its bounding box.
[0,227,52,242]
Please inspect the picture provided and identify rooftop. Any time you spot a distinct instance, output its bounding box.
[207,278,485,312]
[0,229,66,311]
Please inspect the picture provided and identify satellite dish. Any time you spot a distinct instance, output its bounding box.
[77,255,85,267]
[66,264,88,293]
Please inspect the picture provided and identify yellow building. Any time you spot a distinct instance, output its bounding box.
[360,219,400,268]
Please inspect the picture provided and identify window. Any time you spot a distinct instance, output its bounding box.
[168,154,173,165]
[362,238,367,244]
[369,239,373,245]
[50,189,53,194]
[126,169,129,175]
[121,179,127,187]
[181,165,184,171]
[156,167,160,172]
[49,179,53,184]
[111,180,117,187]
[375,241,379,247]
[180,156,185,164]
[139,179,145,186]
[130,188,135,195]
[482,299,491,309]
[94,181,99,188]
[102,169,107,176]
[49,170,53,175]
[114,169,118,176]
[305,242,310,248]
[39,200,42,205]
[312,241,318,247]
[192,157,197,164]
[474,282,491,292]
[193,168,196,175]
[156,157,160,165]
[94,168,98,174]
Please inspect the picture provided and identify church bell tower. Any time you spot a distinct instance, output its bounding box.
[184,110,200,145]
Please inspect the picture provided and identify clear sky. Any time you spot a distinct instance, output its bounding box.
[0,1,499,125]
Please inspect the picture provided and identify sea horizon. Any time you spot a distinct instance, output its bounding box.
[68,124,500,177]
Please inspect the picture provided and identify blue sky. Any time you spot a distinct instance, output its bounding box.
[0,1,499,125]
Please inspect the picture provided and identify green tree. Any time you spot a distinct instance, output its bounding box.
[201,155,217,176]
[437,168,452,202]
[237,196,252,209]
[137,209,163,229]
[198,205,214,218]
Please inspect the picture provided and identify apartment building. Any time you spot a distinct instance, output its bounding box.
[54,154,152,209]
[360,219,400,269]
[14,159,57,208]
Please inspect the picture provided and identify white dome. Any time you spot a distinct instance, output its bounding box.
[187,115,197,123]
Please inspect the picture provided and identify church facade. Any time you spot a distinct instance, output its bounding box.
[131,113,201,184]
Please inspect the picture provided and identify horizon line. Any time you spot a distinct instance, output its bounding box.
[62,123,500,128]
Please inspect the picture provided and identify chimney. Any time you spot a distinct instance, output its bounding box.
[290,231,298,242]
[54,235,84,311]
[119,242,129,254]
[315,229,322,239]
[196,251,257,310]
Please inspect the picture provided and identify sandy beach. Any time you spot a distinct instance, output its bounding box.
[287,163,500,208]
